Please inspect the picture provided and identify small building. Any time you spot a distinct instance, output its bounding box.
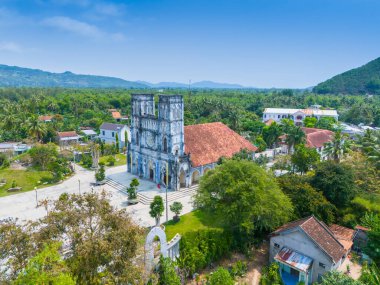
[99,123,130,149]
[0,142,31,156]
[38,115,54,122]
[279,127,334,158]
[263,106,338,126]
[57,131,81,148]
[270,216,353,284]
[80,128,97,141]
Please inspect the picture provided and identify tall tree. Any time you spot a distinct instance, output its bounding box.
[284,125,305,153]
[24,114,47,142]
[150,196,165,226]
[323,130,350,163]
[195,160,293,242]
[291,144,320,174]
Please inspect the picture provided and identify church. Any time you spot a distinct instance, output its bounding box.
[127,94,257,190]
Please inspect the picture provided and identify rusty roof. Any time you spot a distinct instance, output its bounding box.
[272,216,347,263]
[264,119,275,126]
[275,247,313,272]
[184,122,258,167]
[38,115,54,121]
[302,127,334,148]
[57,131,78,138]
[329,224,355,251]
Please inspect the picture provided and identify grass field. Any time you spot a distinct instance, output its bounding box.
[165,210,223,240]
[99,153,126,167]
[0,169,53,197]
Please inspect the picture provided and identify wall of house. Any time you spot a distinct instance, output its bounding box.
[99,126,130,148]
[270,229,336,284]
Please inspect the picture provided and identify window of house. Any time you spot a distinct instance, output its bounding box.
[102,131,105,136]
[112,132,115,137]
[264,114,266,118]
[274,243,280,249]
[319,262,326,269]
[278,115,280,118]
[163,137,168,153]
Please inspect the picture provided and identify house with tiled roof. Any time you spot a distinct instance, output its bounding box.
[38,115,54,122]
[57,131,81,148]
[270,216,354,284]
[263,106,338,126]
[127,94,257,190]
[99,123,130,150]
[279,127,334,158]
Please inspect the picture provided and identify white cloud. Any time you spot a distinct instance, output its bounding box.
[94,3,125,17]
[42,16,103,38]
[0,41,22,53]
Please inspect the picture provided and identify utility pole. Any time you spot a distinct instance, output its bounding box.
[78,179,81,195]
[166,162,169,223]
[34,187,38,207]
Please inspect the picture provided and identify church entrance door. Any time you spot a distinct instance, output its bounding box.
[179,171,186,188]
[149,168,154,180]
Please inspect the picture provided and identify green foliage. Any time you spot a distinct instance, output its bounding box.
[127,178,139,200]
[260,262,283,285]
[13,242,75,285]
[311,161,356,208]
[254,135,267,152]
[320,271,364,285]
[29,143,59,170]
[208,267,234,285]
[158,256,181,285]
[107,155,116,166]
[170,202,183,221]
[178,229,233,277]
[115,132,120,152]
[303,116,317,127]
[195,160,293,244]
[0,153,10,169]
[360,262,380,285]
[313,57,380,95]
[315,117,337,131]
[262,122,282,148]
[81,154,93,168]
[323,130,350,163]
[291,144,320,174]
[229,260,248,278]
[278,175,336,224]
[95,163,105,182]
[363,213,380,266]
[150,196,164,226]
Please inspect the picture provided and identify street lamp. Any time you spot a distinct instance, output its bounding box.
[78,179,81,195]
[34,187,38,207]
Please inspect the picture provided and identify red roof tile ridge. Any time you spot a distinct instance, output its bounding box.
[273,216,313,233]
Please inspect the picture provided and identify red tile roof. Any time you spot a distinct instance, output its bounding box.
[264,119,275,126]
[57,131,78,138]
[272,216,347,263]
[355,225,370,232]
[111,111,122,119]
[302,127,334,148]
[184,122,258,167]
[38,115,54,121]
[329,224,355,250]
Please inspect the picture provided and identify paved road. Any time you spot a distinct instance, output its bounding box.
[0,164,194,228]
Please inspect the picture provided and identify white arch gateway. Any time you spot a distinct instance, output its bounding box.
[145,226,181,272]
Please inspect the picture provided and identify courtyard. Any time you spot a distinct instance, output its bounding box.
[0,164,195,227]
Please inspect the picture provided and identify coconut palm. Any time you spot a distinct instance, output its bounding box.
[285,125,306,154]
[24,115,47,142]
[323,130,350,163]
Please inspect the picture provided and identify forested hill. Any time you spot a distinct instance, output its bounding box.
[313,57,380,95]
[0,64,148,88]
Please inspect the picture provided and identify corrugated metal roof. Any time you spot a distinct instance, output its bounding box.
[263,108,338,117]
[275,247,313,272]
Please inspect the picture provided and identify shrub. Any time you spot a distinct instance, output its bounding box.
[158,256,181,285]
[260,263,283,285]
[208,267,234,285]
[107,156,116,166]
[95,163,105,182]
[81,155,93,168]
[170,202,183,222]
[229,260,248,278]
[178,229,233,276]
[0,153,10,168]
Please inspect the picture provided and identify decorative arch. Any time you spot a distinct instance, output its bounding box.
[192,170,200,185]
[145,227,168,271]
[179,169,186,188]
[148,160,155,181]
[203,167,212,175]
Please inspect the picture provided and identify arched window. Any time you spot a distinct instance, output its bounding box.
[163,137,168,153]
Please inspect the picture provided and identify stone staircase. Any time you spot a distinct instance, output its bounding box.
[105,178,198,205]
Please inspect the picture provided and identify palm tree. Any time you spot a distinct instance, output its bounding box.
[356,130,380,169]
[323,130,350,163]
[24,115,47,142]
[285,126,306,154]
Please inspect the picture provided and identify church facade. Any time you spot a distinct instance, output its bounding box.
[127,94,257,190]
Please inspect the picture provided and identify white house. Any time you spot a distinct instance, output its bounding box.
[99,123,130,149]
[270,216,354,284]
[263,106,338,126]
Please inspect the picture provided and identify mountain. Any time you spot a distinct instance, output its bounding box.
[313,57,380,95]
[0,64,148,88]
[139,80,247,89]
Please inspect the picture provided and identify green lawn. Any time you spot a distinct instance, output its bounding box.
[0,169,53,197]
[99,153,126,167]
[165,210,223,240]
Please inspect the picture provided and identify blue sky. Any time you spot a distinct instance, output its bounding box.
[0,0,379,88]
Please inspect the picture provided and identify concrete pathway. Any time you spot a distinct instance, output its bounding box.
[0,165,195,227]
